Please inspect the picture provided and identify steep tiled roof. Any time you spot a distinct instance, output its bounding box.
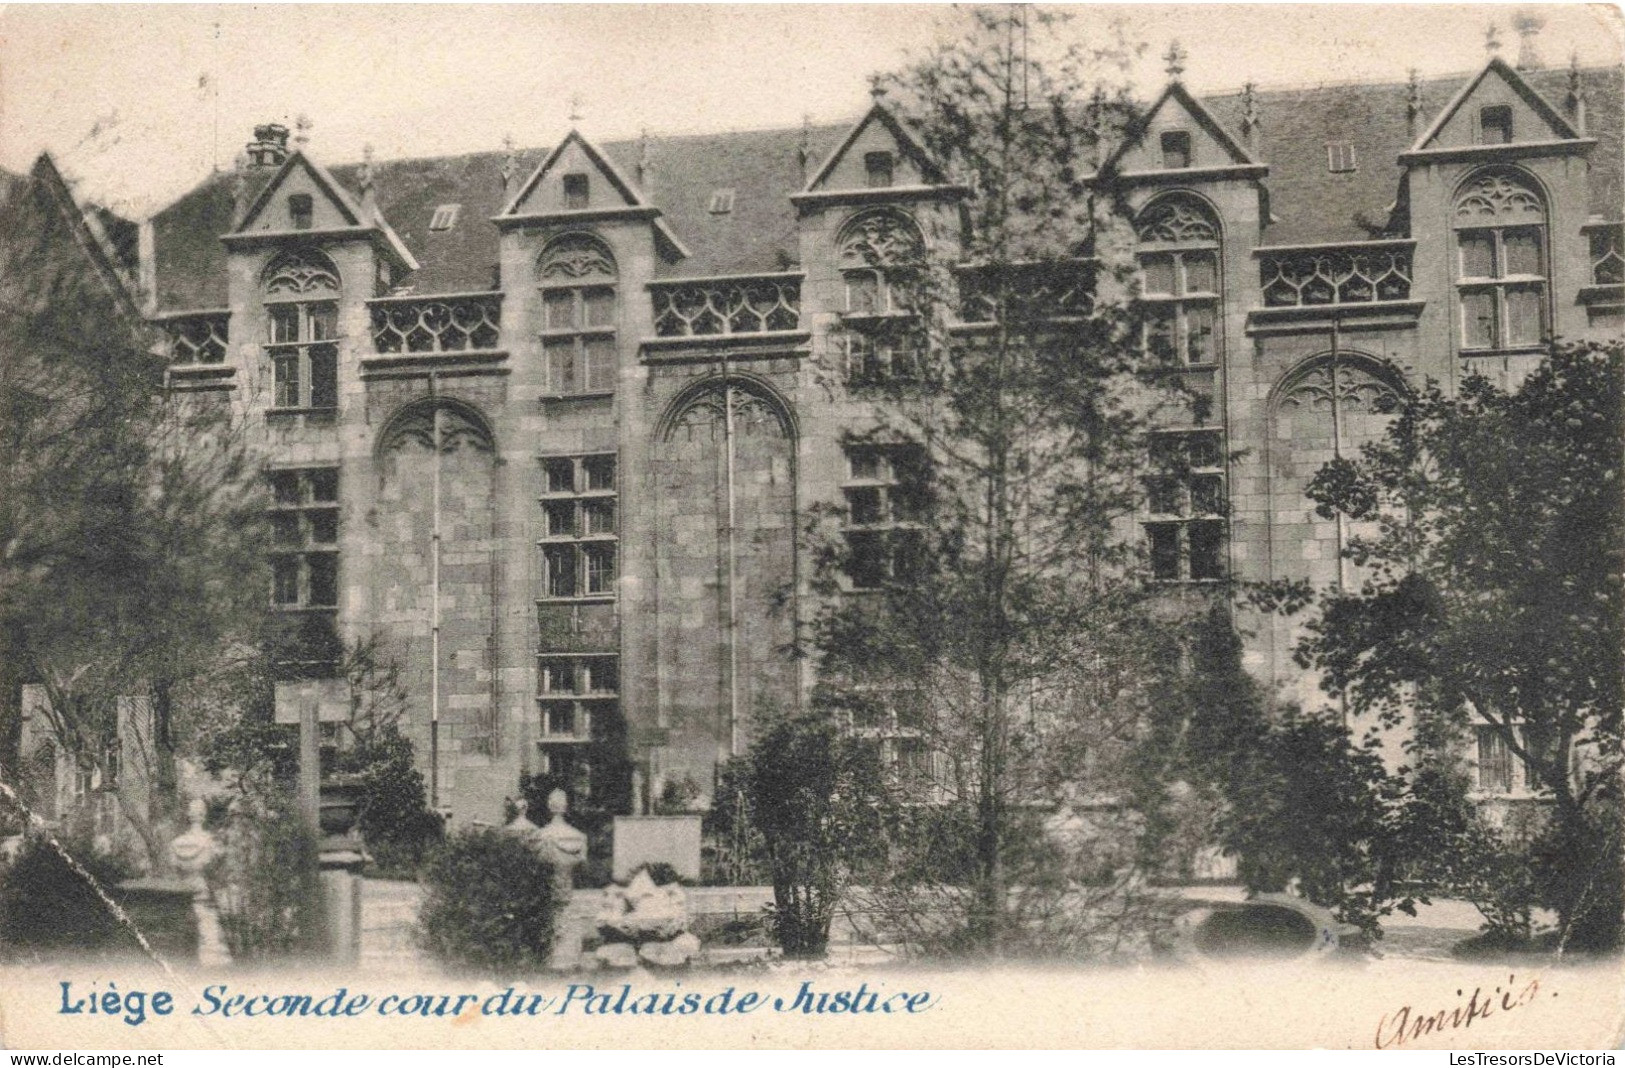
[148,125,847,311]
[1204,65,1621,246]
[145,66,1619,313]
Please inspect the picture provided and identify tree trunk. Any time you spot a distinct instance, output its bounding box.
[149,678,179,826]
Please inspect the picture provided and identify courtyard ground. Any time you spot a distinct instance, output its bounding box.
[359,877,1495,971]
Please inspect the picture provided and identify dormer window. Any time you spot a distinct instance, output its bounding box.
[563,173,590,210]
[865,151,895,189]
[1479,105,1514,145]
[428,204,461,231]
[289,194,314,231]
[1326,141,1357,173]
[1160,131,1192,170]
[708,189,735,214]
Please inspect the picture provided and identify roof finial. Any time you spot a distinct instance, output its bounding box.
[1163,40,1187,82]
[868,73,888,105]
[357,143,376,215]
[1565,51,1587,134]
[500,134,517,195]
[1406,67,1425,138]
[1485,22,1502,59]
[636,126,650,187]
[568,93,585,125]
[293,113,313,150]
[797,112,812,183]
[1240,81,1260,153]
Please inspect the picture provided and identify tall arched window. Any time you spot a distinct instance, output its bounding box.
[1454,170,1547,351]
[538,234,617,396]
[838,209,924,384]
[1135,194,1220,367]
[263,249,341,410]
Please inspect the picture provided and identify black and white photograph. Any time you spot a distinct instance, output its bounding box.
[0,3,1620,1052]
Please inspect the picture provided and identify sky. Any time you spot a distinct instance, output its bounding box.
[0,3,1620,219]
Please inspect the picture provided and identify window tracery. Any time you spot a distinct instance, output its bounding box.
[538,234,618,395]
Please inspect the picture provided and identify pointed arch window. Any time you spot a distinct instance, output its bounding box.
[263,249,341,411]
[838,210,924,385]
[1135,195,1220,367]
[538,234,618,396]
[1454,170,1547,351]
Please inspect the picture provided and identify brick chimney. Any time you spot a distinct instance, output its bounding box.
[1513,12,1544,71]
[246,123,290,167]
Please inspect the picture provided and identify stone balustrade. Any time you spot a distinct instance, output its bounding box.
[160,310,230,364]
[1258,241,1414,307]
[650,274,801,337]
[370,292,502,353]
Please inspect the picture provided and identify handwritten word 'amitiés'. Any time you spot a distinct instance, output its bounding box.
[59,980,935,1026]
[1375,974,1548,1048]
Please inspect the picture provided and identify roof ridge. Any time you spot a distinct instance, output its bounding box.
[1199,62,1618,101]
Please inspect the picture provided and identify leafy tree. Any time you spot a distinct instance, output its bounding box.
[809,9,1171,953]
[0,156,270,858]
[737,709,887,958]
[1260,339,1623,952]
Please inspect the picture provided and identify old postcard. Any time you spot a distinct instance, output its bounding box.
[0,3,1621,1051]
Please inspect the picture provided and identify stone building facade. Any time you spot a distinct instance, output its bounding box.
[132,56,1621,826]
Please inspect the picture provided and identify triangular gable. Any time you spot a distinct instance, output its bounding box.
[28,153,145,323]
[804,104,948,193]
[501,129,646,216]
[1105,81,1259,174]
[235,151,364,232]
[231,151,417,272]
[1410,57,1581,152]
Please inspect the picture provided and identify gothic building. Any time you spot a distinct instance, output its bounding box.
[120,55,1622,825]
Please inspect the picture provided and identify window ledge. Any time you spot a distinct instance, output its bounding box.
[360,349,509,380]
[535,596,616,606]
[640,329,810,354]
[1459,344,1550,358]
[540,390,615,402]
[1578,284,1625,306]
[1140,362,1220,375]
[266,406,339,418]
[166,364,236,392]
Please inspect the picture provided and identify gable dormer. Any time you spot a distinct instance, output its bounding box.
[224,150,416,277]
[496,128,685,262]
[1402,57,1594,164]
[1105,81,1267,184]
[791,99,967,212]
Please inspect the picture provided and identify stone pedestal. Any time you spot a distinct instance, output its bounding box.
[319,837,366,966]
[167,798,226,966]
[507,791,586,969]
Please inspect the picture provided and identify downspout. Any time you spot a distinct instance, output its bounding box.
[722,360,741,757]
[430,373,443,811]
[1330,317,1347,594]
[1329,319,1351,728]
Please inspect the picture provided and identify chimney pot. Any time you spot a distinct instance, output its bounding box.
[247,123,290,167]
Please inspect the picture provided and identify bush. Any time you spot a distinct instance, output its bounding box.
[1219,709,1415,938]
[341,726,442,875]
[418,828,562,975]
[739,710,886,958]
[0,834,136,959]
[207,792,327,962]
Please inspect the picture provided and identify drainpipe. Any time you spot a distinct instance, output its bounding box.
[429,372,443,811]
[1328,318,1351,729]
[721,359,741,757]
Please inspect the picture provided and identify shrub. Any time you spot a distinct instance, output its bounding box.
[418,828,562,975]
[739,710,886,958]
[0,834,136,958]
[341,726,442,875]
[1219,709,1415,938]
[207,792,327,962]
